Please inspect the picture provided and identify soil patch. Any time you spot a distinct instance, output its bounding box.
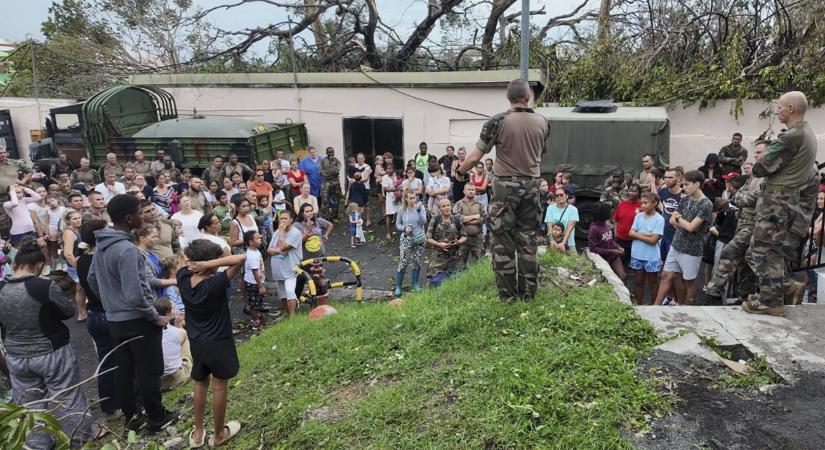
[634,349,825,450]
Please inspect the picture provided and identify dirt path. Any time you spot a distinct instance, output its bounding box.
[633,350,825,450]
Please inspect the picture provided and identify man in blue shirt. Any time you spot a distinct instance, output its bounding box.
[299,146,324,198]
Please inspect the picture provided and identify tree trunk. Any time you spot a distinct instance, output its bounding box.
[597,0,611,44]
[305,0,328,58]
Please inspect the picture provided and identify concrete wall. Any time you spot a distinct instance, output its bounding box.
[667,100,825,171]
[162,85,506,169]
[0,97,76,160]
[154,88,825,175]
[5,91,825,177]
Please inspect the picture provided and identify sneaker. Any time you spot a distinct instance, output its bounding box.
[742,298,785,317]
[124,414,147,433]
[661,297,672,306]
[146,409,180,434]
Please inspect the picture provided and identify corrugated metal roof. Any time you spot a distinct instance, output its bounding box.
[536,106,669,122]
[129,70,545,88]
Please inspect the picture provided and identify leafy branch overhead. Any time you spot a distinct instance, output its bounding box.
[2,0,824,107]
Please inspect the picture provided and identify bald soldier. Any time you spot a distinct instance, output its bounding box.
[457,79,550,302]
[743,91,818,316]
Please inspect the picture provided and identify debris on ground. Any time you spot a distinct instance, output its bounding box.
[546,264,602,295]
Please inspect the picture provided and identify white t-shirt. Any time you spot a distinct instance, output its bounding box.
[94,182,126,203]
[171,210,204,244]
[27,203,49,231]
[161,326,183,376]
[244,248,264,284]
[426,175,451,212]
[48,206,66,232]
[273,190,286,211]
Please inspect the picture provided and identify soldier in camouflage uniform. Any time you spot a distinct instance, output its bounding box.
[0,143,29,239]
[718,133,748,174]
[453,183,486,267]
[426,198,468,278]
[743,91,818,316]
[457,79,549,301]
[703,142,767,303]
[319,147,342,221]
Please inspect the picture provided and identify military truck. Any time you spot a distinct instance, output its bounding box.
[536,102,670,242]
[32,85,308,171]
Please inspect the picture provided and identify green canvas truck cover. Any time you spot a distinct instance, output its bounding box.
[536,106,669,196]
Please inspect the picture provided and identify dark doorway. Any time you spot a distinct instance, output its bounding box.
[343,118,403,169]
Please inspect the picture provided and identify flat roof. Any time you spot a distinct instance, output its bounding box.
[129,69,545,89]
[536,106,669,121]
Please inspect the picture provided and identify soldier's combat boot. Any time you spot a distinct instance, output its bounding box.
[742,294,785,317]
[411,269,422,292]
[784,281,804,305]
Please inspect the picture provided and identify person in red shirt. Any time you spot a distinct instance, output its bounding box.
[286,159,306,196]
[611,184,641,267]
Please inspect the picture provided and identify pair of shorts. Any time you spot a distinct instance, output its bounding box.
[275,277,298,301]
[190,338,239,382]
[244,282,264,310]
[630,258,661,273]
[10,231,37,246]
[349,224,357,236]
[662,248,702,280]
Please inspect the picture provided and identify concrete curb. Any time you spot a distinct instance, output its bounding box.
[584,249,632,305]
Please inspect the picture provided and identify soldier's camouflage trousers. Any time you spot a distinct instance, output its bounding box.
[320,180,341,220]
[488,178,541,300]
[746,187,814,307]
[704,221,757,298]
[428,247,460,278]
[459,233,484,269]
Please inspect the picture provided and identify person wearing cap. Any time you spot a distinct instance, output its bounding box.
[319,147,342,221]
[720,171,740,200]
[703,143,766,305]
[600,169,627,210]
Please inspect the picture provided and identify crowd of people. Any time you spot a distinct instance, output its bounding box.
[0,139,503,447]
[585,96,820,312]
[0,86,818,448]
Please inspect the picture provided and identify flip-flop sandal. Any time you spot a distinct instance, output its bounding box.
[208,420,241,447]
[189,427,206,448]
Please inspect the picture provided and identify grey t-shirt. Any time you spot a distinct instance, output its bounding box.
[293,217,332,259]
[268,227,304,280]
[671,195,713,256]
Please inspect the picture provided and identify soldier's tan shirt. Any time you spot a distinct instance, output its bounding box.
[479,110,548,178]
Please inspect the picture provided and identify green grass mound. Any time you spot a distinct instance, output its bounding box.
[174,253,665,449]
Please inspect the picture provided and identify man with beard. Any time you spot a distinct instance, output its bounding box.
[718,132,748,174]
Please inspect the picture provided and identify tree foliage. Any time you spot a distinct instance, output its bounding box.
[3,0,824,108]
